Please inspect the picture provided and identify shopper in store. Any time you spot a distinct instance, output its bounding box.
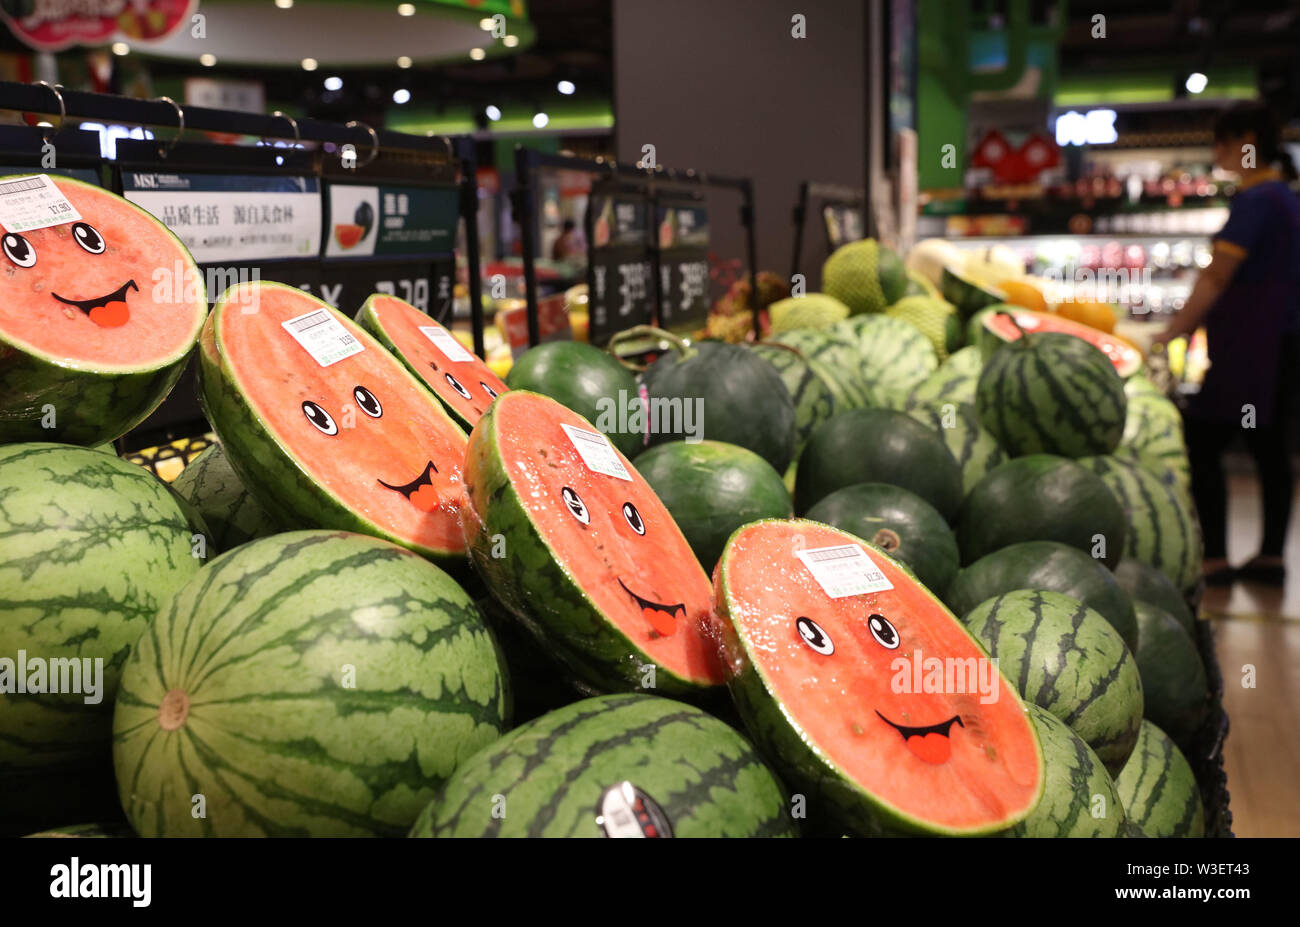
[551,219,581,262]
[1154,102,1300,586]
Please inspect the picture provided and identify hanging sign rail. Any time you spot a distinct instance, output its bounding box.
[790,179,866,280]
[511,146,758,348]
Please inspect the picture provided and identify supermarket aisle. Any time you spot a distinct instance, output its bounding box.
[1200,471,1300,837]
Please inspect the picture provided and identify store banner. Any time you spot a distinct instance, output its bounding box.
[121,172,321,265]
[323,182,459,260]
[2,0,196,52]
[654,195,709,332]
[586,184,654,345]
[0,165,99,186]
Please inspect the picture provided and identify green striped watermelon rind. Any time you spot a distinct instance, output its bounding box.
[832,313,939,399]
[750,342,838,452]
[904,399,1007,497]
[976,331,1127,459]
[714,518,1044,837]
[410,693,798,837]
[962,589,1144,776]
[111,530,511,837]
[170,442,281,550]
[0,175,207,446]
[1114,719,1205,838]
[197,282,469,565]
[461,390,714,697]
[1000,704,1127,838]
[0,443,211,776]
[977,307,1144,378]
[1131,600,1208,746]
[766,329,873,410]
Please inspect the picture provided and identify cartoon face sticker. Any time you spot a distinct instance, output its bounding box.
[5,218,134,328]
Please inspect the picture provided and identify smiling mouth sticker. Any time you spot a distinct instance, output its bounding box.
[378,461,442,512]
[616,578,686,637]
[53,279,139,328]
[876,712,965,764]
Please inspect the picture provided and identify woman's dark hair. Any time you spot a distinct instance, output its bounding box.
[1214,102,1298,181]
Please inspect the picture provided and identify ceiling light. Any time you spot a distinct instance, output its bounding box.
[1185,72,1208,94]
[469,47,486,61]
[275,0,293,8]
[324,76,343,91]
[200,53,217,67]
[485,105,501,121]
[111,42,129,56]
[503,35,519,47]
[397,56,412,69]
[557,80,575,95]
[392,88,411,104]
[397,3,415,15]
[301,57,318,71]
[479,17,494,30]
[533,112,549,128]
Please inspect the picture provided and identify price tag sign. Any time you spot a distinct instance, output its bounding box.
[281,308,364,367]
[0,174,82,233]
[587,185,654,345]
[796,544,894,599]
[653,196,710,332]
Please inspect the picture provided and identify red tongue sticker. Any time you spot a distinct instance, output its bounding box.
[408,484,441,512]
[906,732,954,765]
[643,607,677,637]
[89,302,130,328]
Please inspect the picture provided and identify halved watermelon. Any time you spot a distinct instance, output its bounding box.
[198,280,470,562]
[714,518,1044,835]
[463,389,725,695]
[334,223,365,249]
[0,174,207,445]
[356,292,506,430]
[976,307,1143,377]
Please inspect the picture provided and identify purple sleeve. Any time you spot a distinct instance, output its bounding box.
[1215,191,1270,254]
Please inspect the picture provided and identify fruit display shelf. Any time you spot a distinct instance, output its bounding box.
[1188,583,1233,837]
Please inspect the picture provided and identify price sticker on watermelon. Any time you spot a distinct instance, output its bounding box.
[419,325,475,363]
[0,174,83,233]
[796,544,894,599]
[561,424,632,481]
[281,308,364,368]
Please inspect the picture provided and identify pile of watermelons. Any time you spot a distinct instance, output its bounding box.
[0,179,1214,838]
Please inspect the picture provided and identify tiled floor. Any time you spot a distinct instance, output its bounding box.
[1199,472,1300,837]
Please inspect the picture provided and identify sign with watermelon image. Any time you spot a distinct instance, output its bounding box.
[198,280,471,563]
[978,307,1143,377]
[0,173,207,445]
[713,519,1045,835]
[324,182,459,259]
[463,390,726,695]
[356,291,506,430]
[1,0,195,52]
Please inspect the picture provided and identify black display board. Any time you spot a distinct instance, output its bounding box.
[585,179,654,345]
[653,190,710,332]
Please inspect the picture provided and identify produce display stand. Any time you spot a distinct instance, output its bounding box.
[1190,585,1234,837]
[511,146,757,347]
[790,180,866,280]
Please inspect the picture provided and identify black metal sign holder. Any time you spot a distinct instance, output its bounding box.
[0,79,487,358]
[511,146,757,347]
[790,180,866,280]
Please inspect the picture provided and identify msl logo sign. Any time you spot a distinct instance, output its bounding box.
[1,0,196,52]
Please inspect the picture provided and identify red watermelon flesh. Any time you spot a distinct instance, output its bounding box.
[983,308,1142,377]
[0,175,203,368]
[715,519,1044,834]
[466,390,724,689]
[334,223,365,249]
[357,293,507,429]
[209,281,469,557]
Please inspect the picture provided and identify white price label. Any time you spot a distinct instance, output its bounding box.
[561,424,632,481]
[796,544,894,599]
[281,308,364,367]
[419,325,475,363]
[0,174,82,233]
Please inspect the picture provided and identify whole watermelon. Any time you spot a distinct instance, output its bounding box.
[957,454,1127,567]
[750,342,837,454]
[767,328,873,410]
[1131,601,1207,746]
[641,339,796,473]
[823,239,908,314]
[1114,720,1204,837]
[1113,558,1196,635]
[171,442,279,550]
[963,589,1143,774]
[410,694,797,837]
[832,313,938,406]
[112,530,511,837]
[906,345,983,407]
[0,444,209,795]
[945,540,1138,651]
[634,440,792,572]
[805,482,959,595]
[794,407,963,519]
[505,341,642,459]
[1001,704,1126,838]
[977,330,1127,458]
[904,399,1006,495]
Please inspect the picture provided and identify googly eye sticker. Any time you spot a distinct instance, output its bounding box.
[796,616,834,655]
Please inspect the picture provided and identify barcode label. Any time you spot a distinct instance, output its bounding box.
[280,308,364,367]
[796,544,893,598]
[419,325,475,363]
[0,174,82,233]
[561,423,631,481]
